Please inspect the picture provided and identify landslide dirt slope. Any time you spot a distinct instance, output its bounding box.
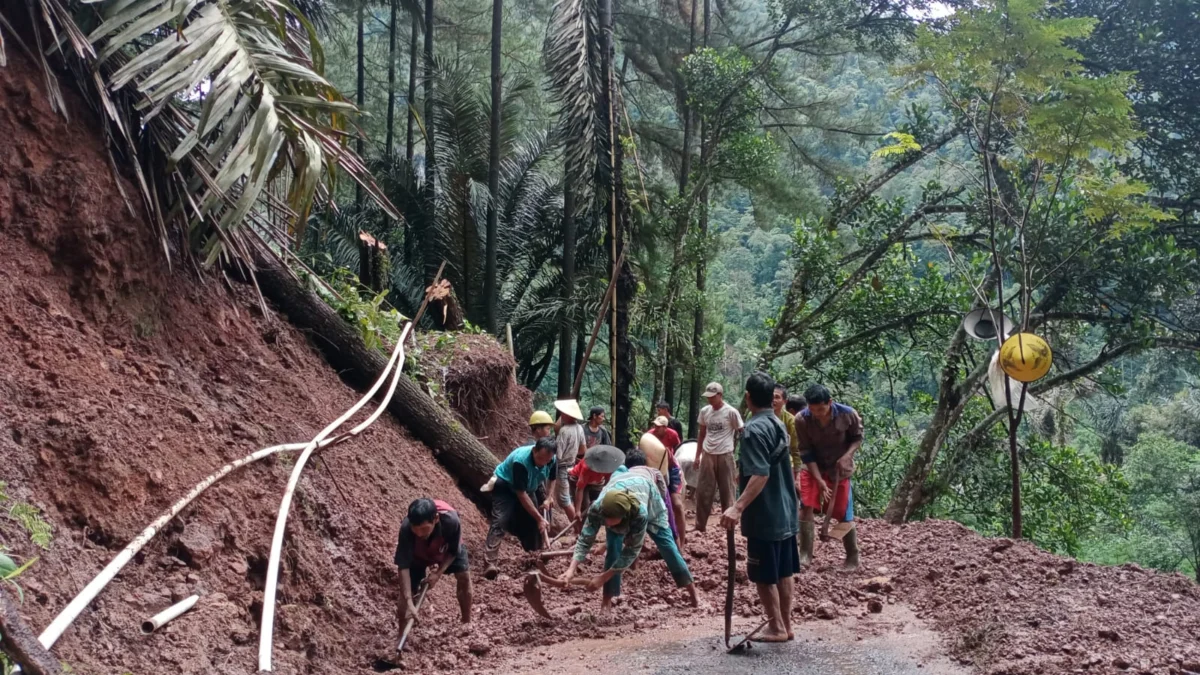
[0,47,495,674]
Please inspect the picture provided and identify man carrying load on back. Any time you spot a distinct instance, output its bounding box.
[395,498,473,633]
[483,437,558,579]
[793,384,863,570]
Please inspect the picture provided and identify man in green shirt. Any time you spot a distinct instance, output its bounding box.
[721,372,798,643]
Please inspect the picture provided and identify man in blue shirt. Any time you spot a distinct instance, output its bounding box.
[721,372,798,643]
[483,437,557,579]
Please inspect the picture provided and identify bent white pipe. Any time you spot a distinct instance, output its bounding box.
[258,322,412,672]
[141,595,199,634]
[35,322,413,659]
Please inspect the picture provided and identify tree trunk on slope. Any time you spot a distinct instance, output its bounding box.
[1,588,62,675]
[355,2,366,207]
[385,0,399,158]
[254,259,498,494]
[686,0,711,439]
[883,324,983,522]
[405,10,418,162]
[484,0,503,334]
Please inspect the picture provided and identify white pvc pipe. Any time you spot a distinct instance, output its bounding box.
[141,595,199,634]
[257,322,412,672]
[34,322,413,661]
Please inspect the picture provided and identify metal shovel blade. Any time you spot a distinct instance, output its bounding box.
[522,572,554,619]
[726,619,769,654]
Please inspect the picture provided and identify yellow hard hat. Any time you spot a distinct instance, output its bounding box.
[529,410,554,426]
[999,333,1052,383]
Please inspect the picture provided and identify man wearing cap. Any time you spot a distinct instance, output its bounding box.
[551,399,587,524]
[562,448,700,610]
[584,406,613,450]
[483,437,558,579]
[695,382,744,532]
[654,401,685,440]
[794,384,862,570]
[646,418,686,545]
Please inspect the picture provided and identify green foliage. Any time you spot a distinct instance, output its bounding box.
[1,551,39,603]
[871,132,921,159]
[320,269,405,352]
[1121,434,1200,579]
[0,483,53,549]
[937,439,1129,556]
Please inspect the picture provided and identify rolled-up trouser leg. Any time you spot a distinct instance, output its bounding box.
[603,531,624,597]
[484,483,516,563]
[648,523,693,587]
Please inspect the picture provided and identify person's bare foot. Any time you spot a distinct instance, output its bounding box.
[756,630,790,643]
[686,584,700,608]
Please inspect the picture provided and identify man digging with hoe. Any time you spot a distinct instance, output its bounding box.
[794,384,862,570]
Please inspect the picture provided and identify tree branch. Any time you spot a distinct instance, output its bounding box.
[796,309,958,367]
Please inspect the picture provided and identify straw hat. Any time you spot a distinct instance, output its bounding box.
[554,399,584,421]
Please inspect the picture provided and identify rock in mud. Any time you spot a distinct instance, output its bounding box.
[177,523,220,565]
[815,602,838,620]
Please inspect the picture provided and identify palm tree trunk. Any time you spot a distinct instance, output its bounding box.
[423,0,437,281]
[686,0,711,438]
[355,2,366,206]
[384,0,399,158]
[484,0,503,334]
[405,10,418,162]
[557,178,576,398]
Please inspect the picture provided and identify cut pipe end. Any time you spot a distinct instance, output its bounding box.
[140,620,155,634]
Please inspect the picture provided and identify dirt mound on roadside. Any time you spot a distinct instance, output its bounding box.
[415,333,532,458]
[0,46,488,675]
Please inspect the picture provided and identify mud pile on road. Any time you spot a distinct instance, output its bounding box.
[391,518,1200,675]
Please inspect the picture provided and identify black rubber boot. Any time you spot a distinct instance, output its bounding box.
[798,519,815,567]
[842,527,860,571]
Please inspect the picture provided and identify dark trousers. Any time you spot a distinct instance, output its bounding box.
[484,479,543,562]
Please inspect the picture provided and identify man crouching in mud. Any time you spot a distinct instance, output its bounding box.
[560,447,700,611]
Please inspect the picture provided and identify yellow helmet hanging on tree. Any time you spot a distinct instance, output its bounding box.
[999,333,1053,383]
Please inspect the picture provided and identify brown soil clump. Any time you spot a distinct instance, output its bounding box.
[415,332,532,458]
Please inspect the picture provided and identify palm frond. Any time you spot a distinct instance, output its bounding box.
[544,0,599,186]
[87,0,396,264]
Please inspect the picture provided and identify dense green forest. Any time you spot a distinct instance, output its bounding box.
[12,0,1199,582]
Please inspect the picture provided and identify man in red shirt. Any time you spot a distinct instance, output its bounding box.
[647,417,686,546]
[394,498,472,631]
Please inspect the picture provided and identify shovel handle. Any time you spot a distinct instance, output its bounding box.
[396,583,430,653]
[819,469,842,541]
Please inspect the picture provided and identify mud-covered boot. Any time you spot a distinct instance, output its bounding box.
[798,519,815,567]
[841,527,860,571]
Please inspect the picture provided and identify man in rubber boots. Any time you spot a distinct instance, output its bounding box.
[562,447,700,610]
[483,437,558,579]
[721,372,799,643]
[395,498,472,630]
[694,382,744,532]
[793,384,862,570]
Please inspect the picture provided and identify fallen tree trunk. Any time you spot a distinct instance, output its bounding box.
[1,588,62,674]
[253,258,498,495]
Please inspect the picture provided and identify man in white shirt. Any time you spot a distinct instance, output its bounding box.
[694,382,744,532]
[552,399,587,524]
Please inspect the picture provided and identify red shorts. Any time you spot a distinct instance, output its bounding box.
[798,469,853,521]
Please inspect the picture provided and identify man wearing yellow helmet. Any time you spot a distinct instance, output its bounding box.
[529,410,555,440]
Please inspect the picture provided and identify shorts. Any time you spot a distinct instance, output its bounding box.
[746,535,800,585]
[407,544,469,593]
[798,469,854,522]
[552,467,573,508]
[668,466,682,495]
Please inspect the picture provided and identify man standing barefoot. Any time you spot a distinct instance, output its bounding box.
[721,372,799,642]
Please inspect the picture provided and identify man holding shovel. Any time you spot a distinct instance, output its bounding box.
[560,446,700,610]
[721,372,798,643]
[395,498,473,636]
[793,384,862,570]
[483,437,558,579]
